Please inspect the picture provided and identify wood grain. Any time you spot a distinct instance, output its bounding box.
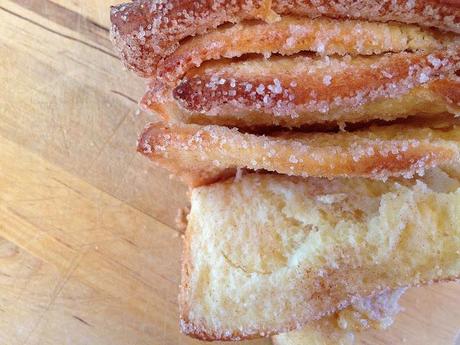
[0,132,270,345]
[0,0,459,344]
[48,0,117,28]
[0,0,187,229]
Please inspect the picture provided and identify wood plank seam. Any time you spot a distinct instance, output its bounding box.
[0,4,117,59]
[13,0,112,37]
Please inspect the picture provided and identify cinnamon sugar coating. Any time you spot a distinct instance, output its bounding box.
[138,118,460,187]
[152,50,459,127]
[111,0,460,77]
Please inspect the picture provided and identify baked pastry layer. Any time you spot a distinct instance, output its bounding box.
[111,0,460,77]
[138,119,460,187]
[112,1,460,127]
[154,16,457,88]
[143,50,460,127]
[180,169,460,340]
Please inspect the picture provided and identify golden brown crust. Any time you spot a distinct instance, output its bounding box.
[431,78,460,106]
[155,16,456,88]
[110,0,460,77]
[137,120,460,187]
[144,83,460,129]
[142,49,460,128]
[137,123,236,187]
[110,0,276,77]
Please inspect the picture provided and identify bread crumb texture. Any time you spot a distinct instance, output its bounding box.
[180,167,460,340]
[272,287,407,345]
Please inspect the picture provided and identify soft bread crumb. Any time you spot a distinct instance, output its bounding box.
[180,168,460,340]
[272,287,407,345]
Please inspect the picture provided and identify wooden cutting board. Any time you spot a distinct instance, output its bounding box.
[0,1,459,344]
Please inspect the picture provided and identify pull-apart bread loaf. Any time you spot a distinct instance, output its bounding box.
[111,0,460,128]
[180,168,460,340]
[111,0,460,186]
[109,0,460,343]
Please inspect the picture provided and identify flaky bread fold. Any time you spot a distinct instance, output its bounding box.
[137,119,460,187]
[147,81,460,128]
[143,51,460,127]
[110,0,460,78]
[180,169,460,340]
[146,17,458,94]
[272,288,407,345]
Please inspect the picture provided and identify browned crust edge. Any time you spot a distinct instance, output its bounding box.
[137,121,460,187]
[141,51,460,128]
[110,0,460,77]
[170,50,459,117]
[156,17,456,87]
[137,123,237,187]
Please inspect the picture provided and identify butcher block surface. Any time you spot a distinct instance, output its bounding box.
[0,1,459,344]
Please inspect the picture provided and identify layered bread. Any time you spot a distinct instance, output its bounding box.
[150,52,459,127]
[180,168,460,340]
[111,0,460,77]
[111,0,460,128]
[138,118,460,187]
[109,1,460,343]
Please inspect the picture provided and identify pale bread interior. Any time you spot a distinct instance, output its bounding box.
[180,166,460,340]
[273,288,407,345]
